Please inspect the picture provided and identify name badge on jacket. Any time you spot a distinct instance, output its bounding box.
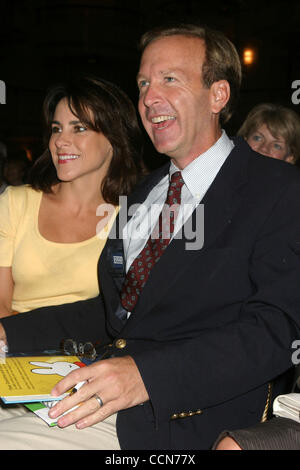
[106,242,125,283]
[106,242,127,323]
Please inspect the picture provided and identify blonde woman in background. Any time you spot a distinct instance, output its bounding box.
[238,102,300,164]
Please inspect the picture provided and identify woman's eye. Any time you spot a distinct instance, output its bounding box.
[274,143,283,150]
[251,134,261,142]
[51,126,61,134]
[74,125,87,133]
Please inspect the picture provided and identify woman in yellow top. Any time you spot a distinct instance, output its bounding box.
[0,76,144,317]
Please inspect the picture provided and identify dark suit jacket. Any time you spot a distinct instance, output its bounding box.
[3,137,300,450]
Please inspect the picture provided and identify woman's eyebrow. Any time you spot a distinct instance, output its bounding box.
[51,120,81,125]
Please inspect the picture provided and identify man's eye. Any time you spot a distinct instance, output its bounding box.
[138,80,149,89]
[165,76,175,83]
[251,134,261,142]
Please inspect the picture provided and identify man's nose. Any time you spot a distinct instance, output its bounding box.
[142,83,161,108]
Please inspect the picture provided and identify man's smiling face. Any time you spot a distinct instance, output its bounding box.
[137,35,219,169]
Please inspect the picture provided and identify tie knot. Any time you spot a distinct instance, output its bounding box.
[166,171,184,206]
[170,171,184,188]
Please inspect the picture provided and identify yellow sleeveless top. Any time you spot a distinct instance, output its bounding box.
[0,185,118,312]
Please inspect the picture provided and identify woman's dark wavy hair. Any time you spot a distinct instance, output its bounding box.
[29,76,145,204]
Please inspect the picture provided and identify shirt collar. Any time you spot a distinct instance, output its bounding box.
[169,130,234,198]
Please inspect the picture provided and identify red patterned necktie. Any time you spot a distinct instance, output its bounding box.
[121,171,184,312]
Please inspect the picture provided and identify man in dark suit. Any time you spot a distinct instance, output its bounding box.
[1,23,300,450]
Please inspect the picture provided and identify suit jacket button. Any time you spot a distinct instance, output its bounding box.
[115,338,127,349]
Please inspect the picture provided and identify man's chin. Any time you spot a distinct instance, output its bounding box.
[151,138,179,158]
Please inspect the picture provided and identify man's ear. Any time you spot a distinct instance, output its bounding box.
[210,80,230,115]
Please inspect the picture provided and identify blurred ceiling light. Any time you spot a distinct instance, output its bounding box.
[243,48,255,65]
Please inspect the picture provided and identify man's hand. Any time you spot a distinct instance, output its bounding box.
[49,355,149,429]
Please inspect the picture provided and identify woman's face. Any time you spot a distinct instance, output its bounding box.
[246,123,294,163]
[49,98,113,183]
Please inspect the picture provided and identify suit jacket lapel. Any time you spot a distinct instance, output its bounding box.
[128,163,170,207]
[200,136,249,249]
[100,162,170,334]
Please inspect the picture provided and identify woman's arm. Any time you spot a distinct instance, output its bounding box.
[0,322,7,343]
[0,266,14,318]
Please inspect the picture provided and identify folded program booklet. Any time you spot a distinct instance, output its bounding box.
[273,393,300,423]
[0,355,85,404]
[24,402,58,426]
[24,400,82,427]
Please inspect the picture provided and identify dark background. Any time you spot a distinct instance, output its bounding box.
[0,0,299,169]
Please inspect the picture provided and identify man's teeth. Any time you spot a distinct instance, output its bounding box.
[58,155,80,160]
[152,116,175,124]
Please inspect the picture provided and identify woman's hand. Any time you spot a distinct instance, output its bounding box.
[49,355,149,429]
